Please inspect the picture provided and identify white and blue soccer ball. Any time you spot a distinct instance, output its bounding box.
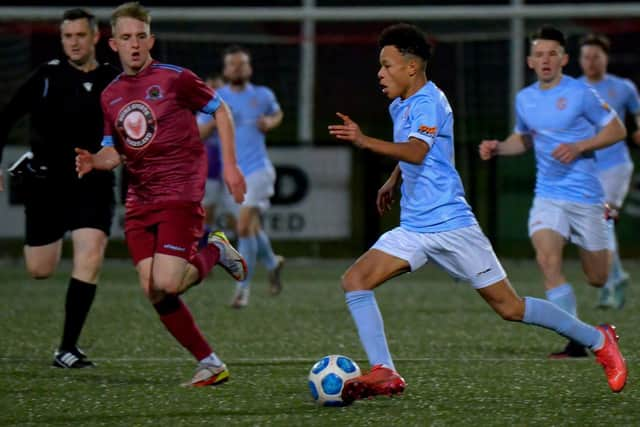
[308,354,361,406]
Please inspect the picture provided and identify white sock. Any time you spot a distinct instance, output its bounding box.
[199,352,223,366]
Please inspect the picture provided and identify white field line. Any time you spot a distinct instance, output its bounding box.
[2,356,636,363]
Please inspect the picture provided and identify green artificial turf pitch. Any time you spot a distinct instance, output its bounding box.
[1,259,638,426]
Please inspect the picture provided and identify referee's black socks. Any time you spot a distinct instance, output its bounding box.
[60,278,97,352]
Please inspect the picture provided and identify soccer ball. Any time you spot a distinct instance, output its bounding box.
[308,354,361,406]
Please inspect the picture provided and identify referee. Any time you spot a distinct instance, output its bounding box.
[0,9,119,368]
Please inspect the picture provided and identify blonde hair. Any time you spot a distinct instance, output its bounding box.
[110,2,151,33]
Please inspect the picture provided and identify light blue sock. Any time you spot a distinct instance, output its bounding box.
[345,290,395,370]
[256,229,278,271]
[606,220,626,289]
[237,236,257,289]
[545,283,577,317]
[522,297,604,350]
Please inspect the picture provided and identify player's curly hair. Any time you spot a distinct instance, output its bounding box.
[111,2,151,33]
[378,23,432,62]
[530,25,566,48]
[579,33,611,55]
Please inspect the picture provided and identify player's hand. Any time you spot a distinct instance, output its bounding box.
[223,163,247,204]
[376,179,397,216]
[479,139,499,160]
[328,112,366,148]
[632,129,640,146]
[257,116,271,134]
[552,143,581,163]
[74,148,94,178]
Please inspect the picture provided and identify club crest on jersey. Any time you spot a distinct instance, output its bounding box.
[556,97,567,110]
[116,101,156,148]
[145,85,163,100]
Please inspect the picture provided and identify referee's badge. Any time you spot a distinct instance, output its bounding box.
[83,82,93,92]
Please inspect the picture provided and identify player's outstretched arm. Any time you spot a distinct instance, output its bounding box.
[328,112,429,164]
[215,101,246,203]
[553,116,627,163]
[75,146,121,178]
[377,164,401,216]
[479,133,531,160]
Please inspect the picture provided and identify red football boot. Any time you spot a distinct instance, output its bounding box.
[594,324,627,393]
[341,364,406,403]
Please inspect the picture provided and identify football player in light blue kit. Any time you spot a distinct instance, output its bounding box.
[480,26,628,359]
[197,73,238,244]
[329,23,626,402]
[578,33,640,309]
[218,45,285,308]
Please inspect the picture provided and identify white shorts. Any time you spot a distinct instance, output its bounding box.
[598,161,633,208]
[528,197,608,251]
[242,166,276,213]
[202,178,238,216]
[372,225,507,289]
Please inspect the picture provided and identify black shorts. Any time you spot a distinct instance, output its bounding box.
[24,172,115,247]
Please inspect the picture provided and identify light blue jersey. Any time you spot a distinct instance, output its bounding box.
[390,81,477,233]
[515,75,617,205]
[216,83,280,176]
[579,74,640,171]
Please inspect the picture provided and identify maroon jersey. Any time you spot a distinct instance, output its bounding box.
[101,61,221,207]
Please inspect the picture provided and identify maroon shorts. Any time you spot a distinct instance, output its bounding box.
[124,202,204,266]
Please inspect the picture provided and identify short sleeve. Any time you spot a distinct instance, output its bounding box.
[582,86,617,128]
[514,94,530,135]
[175,68,220,114]
[407,99,439,147]
[261,87,281,115]
[622,78,640,115]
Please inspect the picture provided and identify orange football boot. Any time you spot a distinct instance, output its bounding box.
[594,324,627,393]
[341,364,406,403]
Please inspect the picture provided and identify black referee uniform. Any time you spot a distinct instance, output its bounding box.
[0,59,120,244]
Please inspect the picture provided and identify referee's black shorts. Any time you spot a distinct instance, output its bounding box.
[24,172,115,247]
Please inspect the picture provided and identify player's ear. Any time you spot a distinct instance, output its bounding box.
[407,58,418,77]
[526,55,534,69]
[148,33,156,50]
[108,37,117,52]
[561,53,569,67]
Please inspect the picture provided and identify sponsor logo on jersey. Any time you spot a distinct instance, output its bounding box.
[145,85,163,100]
[556,97,567,110]
[116,101,157,149]
[418,125,437,136]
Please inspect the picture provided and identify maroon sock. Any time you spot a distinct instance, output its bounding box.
[190,243,221,284]
[153,296,212,361]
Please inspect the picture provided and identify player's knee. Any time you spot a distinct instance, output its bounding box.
[341,270,365,292]
[535,252,561,274]
[496,299,525,322]
[151,276,182,295]
[586,270,607,288]
[237,223,251,237]
[26,263,55,279]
